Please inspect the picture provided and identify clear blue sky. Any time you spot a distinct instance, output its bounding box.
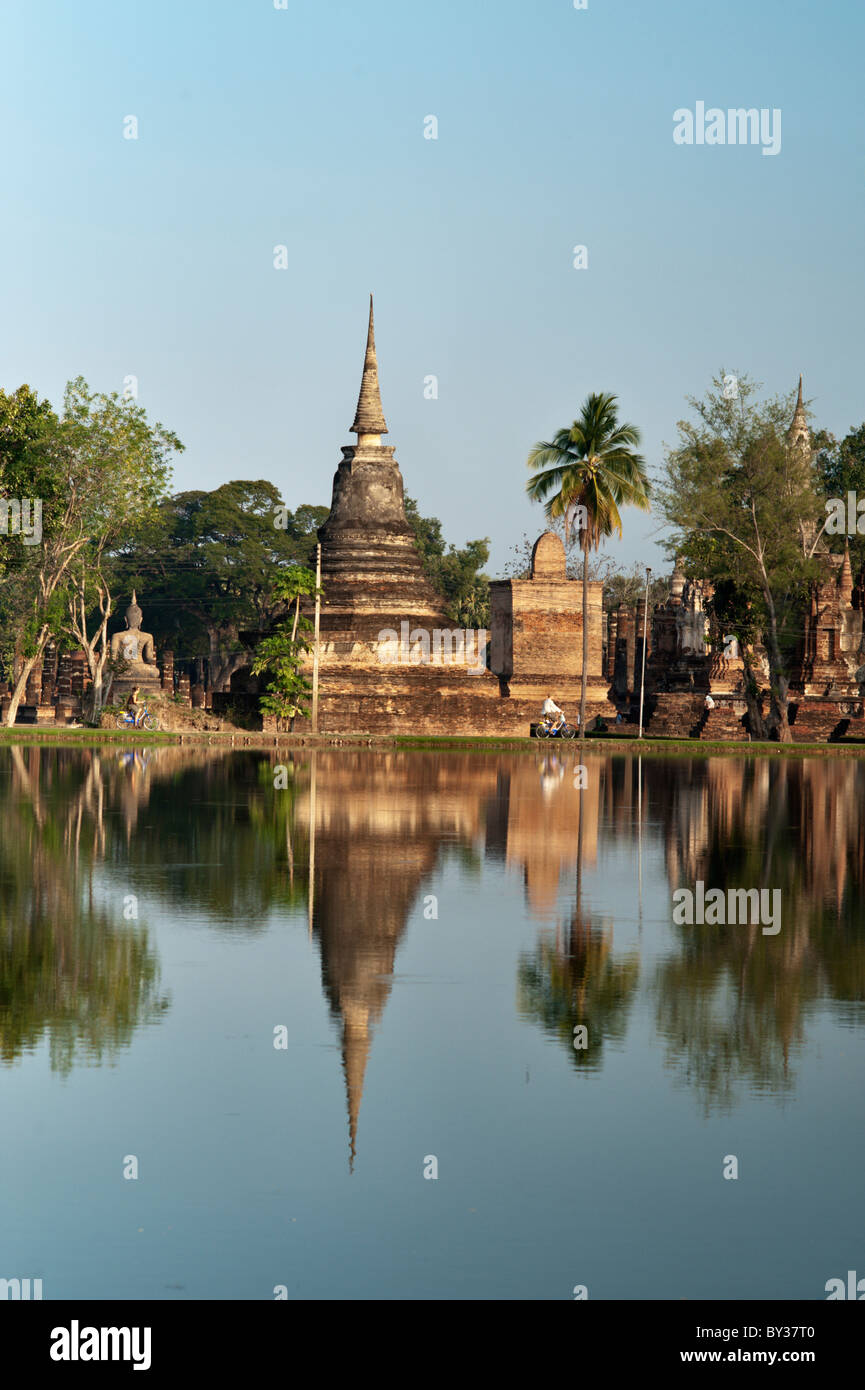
[1,0,862,575]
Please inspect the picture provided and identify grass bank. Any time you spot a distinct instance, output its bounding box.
[1,726,865,759]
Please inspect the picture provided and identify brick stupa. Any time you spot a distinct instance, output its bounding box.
[308,301,615,736]
[317,296,446,645]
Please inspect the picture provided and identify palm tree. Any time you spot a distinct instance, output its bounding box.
[526,392,651,738]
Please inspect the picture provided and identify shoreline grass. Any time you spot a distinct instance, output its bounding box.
[1,726,864,759]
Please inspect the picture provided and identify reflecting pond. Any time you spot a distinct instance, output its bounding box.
[0,744,862,1299]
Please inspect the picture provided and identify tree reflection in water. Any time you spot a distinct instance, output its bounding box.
[0,745,169,1073]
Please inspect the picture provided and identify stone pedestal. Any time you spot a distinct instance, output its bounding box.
[112,669,162,702]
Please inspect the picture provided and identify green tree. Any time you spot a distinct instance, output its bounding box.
[600,561,670,612]
[0,385,60,574]
[59,379,180,718]
[0,379,179,724]
[704,576,768,737]
[656,372,820,741]
[251,565,318,726]
[0,386,64,692]
[404,495,491,627]
[527,392,651,736]
[115,485,325,689]
[814,422,865,576]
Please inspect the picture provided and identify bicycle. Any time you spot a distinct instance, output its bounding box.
[535,714,578,740]
[115,705,159,731]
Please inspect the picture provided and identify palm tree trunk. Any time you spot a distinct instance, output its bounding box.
[579,533,589,744]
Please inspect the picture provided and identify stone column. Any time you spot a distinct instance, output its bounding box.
[177,670,191,705]
[69,652,86,697]
[614,605,636,697]
[25,661,43,706]
[55,656,73,707]
[606,610,618,683]
[160,650,175,693]
[191,684,206,709]
[634,607,649,704]
[40,667,56,707]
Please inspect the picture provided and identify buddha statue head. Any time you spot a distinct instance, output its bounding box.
[124,593,144,631]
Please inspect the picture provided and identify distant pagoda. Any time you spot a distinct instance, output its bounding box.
[317,296,446,641]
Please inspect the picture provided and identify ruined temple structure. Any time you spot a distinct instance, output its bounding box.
[791,544,864,699]
[603,380,865,741]
[307,328,865,742]
[776,378,865,738]
[310,300,613,736]
[0,646,90,726]
[489,530,613,722]
[317,296,447,646]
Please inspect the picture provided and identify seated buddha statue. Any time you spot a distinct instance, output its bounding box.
[110,593,161,692]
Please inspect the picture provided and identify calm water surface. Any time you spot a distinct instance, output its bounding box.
[0,744,862,1300]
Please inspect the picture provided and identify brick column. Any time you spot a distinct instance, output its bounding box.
[634,606,649,703]
[614,605,636,697]
[55,656,73,707]
[25,661,43,706]
[606,609,618,682]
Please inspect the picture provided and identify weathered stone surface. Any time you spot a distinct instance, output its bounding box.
[109,593,162,699]
[490,530,608,695]
[790,548,864,697]
[316,301,446,645]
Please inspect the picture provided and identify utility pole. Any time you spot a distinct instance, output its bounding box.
[311,543,321,735]
[638,567,651,740]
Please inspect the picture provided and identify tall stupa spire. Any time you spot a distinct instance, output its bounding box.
[839,540,854,603]
[350,294,388,440]
[787,373,809,449]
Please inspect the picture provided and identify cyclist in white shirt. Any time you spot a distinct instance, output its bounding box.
[541,696,565,732]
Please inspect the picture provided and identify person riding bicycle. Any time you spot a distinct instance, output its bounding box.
[126,687,142,727]
[541,696,565,732]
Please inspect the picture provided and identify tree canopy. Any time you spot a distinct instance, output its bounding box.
[112,484,327,689]
[656,371,822,740]
[403,495,490,628]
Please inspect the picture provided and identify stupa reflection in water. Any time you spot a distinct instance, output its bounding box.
[1,745,861,1160]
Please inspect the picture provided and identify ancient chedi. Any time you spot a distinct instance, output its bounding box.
[109,593,162,700]
[311,298,492,735]
[317,295,446,646]
[310,301,613,736]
